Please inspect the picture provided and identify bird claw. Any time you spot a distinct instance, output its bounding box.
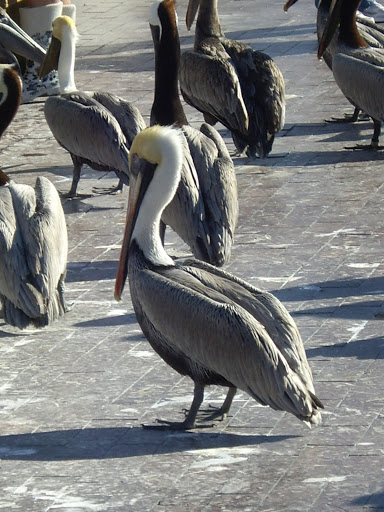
[345,143,384,151]
[92,185,123,195]
[141,418,215,430]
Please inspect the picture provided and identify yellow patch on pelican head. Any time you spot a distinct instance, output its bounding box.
[52,15,78,41]
[130,125,179,167]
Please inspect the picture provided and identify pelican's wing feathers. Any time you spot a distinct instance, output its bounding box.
[181,258,315,393]
[182,124,238,265]
[132,262,321,424]
[88,91,146,148]
[180,48,249,132]
[332,51,384,120]
[0,178,67,327]
[223,40,286,136]
[44,92,130,175]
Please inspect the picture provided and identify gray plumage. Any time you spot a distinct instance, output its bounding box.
[0,174,68,329]
[179,0,285,158]
[115,125,323,430]
[149,0,238,266]
[40,16,145,197]
[318,0,384,147]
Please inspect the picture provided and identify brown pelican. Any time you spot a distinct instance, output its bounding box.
[39,16,145,197]
[318,0,384,148]
[0,58,68,329]
[149,0,238,267]
[115,125,323,430]
[285,0,384,122]
[179,0,286,158]
[0,171,68,329]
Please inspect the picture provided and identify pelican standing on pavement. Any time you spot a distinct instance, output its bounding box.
[284,0,384,122]
[179,0,285,158]
[318,0,384,148]
[0,47,68,329]
[39,16,145,197]
[149,0,238,267]
[115,125,323,430]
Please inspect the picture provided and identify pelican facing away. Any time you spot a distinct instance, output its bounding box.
[318,0,384,148]
[0,170,68,329]
[39,16,145,197]
[285,0,384,122]
[0,57,67,329]
[179,0,285,158]
[149,0,238,267]
[115,125,323,430]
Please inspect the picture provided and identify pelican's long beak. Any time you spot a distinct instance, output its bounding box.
[318,0,340,58]
[114,157,157,301]
[39,35,61,78]
[186,0,200,31]
[0,10,45,63]
[283,0,299,12]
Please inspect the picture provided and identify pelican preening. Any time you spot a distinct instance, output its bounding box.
[149,0,238,267]
[39,16,145,197]
[115,125,323,430]
[318,0,384,148]
[179,0,286,158]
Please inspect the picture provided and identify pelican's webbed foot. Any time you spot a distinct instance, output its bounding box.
[92,183,123,195]
[141,418,215,431]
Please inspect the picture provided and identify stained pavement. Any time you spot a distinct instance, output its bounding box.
[0,0,384,510]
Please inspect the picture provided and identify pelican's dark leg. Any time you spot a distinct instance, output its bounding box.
[326,106,362,123]
[93,178,124,195]
[346,120,384,151]
[202,386,237,421]
[142,383,214,430]
[62,157,83,198]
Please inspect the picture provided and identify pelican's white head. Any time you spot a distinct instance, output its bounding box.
[115,125,184,299]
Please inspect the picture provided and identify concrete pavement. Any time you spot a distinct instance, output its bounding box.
[0,0,384,510]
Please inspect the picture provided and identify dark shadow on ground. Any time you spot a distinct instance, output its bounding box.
[273,276,384,303]
[307,336,384,360]
[0,428,298,461]
[351,490,384,510]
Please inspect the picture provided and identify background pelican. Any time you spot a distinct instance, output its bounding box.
[149,0,238,267]
[39,16,145,197]
[0,56,68,329]
[115,125,323,430]
[285,0,384,122]
[318,0,384,148]
[179,0,285,158]
[0,6,45,66]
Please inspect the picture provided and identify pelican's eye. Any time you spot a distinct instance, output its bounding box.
[130,153,141,178]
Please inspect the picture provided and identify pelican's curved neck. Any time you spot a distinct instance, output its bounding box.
[58,30,77,93]
[195,0,223,44]
[339,0,368,48]
[132,155,181,267]
[151,2,187,126]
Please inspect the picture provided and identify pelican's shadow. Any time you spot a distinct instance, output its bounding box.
[0,427,298,461]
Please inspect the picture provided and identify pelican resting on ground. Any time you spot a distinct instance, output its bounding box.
[115,125,323,430]
[284,0,384,123]
[39,16,145,198]
[0,170,68,329]
[0,59,68,329]
[149,0,238,267]
[179,0,285,158]
[318,0,384,149]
